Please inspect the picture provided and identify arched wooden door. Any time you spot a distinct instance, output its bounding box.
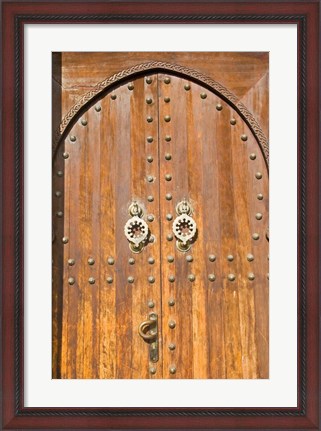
[53,65,269,379]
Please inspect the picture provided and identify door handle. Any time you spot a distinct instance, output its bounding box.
[124,202,149,253]
[138,313,158,362]
[138,319,157,341]
[172,199,197,252]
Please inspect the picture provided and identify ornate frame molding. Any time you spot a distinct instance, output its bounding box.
[2,2,320,429]
[54,61,269,167]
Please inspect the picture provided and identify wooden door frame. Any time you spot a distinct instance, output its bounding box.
[53,62,269,170]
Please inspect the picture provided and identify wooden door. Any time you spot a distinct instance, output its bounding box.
[53,61,269,379]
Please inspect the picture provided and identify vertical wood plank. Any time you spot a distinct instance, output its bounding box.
[99,94,117,379]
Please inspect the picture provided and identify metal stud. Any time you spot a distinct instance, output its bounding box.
[186,255,193,262]
[169,320,176,329]
[165,193,172,201]
[227,254,234,261]
[169,366,177,374]
[57,170,63,177]
[147,214,154,222]
[149,235,155,243]
[128,257,135,265]
[146,76,152,84]
[164,77,171,84]
[230,118,236,125]
[146,97,153,104]
[267,273,269,280]
[148,300,155,308]
[165,153,172,160]
[81,119,88,126]
[209,254,216,262]
[147,175,154,183]
[167,255,174,263]
[250,153,256,160]
[68,277,75,285]
[106,276,113,284]
[95,105,101,112]
[257,193,263,200]
[149,366,156,374]
[216,103,223,111]
[127,276,134,284]
[252,233,260,240]
[165,174,172,181]
[147,155,153,163]
[168,298,175,306]
[62,152,69,159]
[127,83,134,90]
[55,191,62,197]
[164,115,171,122]
[208,274,216,282]
[70,135,76,142]
[247,254,254,262]
[110,94,117,100]
[168,275,175,282]
[248,273,255,281]
[228,273,236,281]
[148,257,155,264]
[56,211,63,218]
[147,195,154,202]
[107,257,115,265]
[88,257,95,265]
[188,274,195,282]
[148,276,155,284]
[167,233,173,241]
[147,116,153,123]
[256,213,263,220]
[147,136,153,143]
[68,258,75,266]
[255,172,263,180]
[200,92,207,99]
[166,214,173,221]
[62,236,69,244]
[164,97,171,103]
[184,83,190,91]
[88,277,95,284]
[165,135,171,142]
[169,343,176,351]
[241,134,248,141]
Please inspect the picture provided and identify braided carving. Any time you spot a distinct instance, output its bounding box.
[53,61,269,166]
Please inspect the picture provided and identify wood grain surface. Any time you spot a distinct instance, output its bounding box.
[52,53,269,379]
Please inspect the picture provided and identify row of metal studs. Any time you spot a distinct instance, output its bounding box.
[66,272,270,286]
[144,75,161,375]
[162,76,176,375]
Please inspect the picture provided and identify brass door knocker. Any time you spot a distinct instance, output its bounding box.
[124,202,149,253]
[172,199,197,252]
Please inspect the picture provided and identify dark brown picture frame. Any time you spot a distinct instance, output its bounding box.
[1,1,320,429]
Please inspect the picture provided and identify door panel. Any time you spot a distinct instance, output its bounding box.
[56,75,163,378]
[53,65,269,379]
[158,74,268,378]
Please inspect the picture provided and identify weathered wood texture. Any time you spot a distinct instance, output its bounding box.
[158,74,268,379]
[52,53,269,379]
[53,52,268,133]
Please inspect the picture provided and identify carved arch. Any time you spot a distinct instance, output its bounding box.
[53,61,269,168]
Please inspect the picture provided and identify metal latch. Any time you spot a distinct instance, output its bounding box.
[138,312,158,362]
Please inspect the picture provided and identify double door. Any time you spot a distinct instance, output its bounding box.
[52,69,269,379]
